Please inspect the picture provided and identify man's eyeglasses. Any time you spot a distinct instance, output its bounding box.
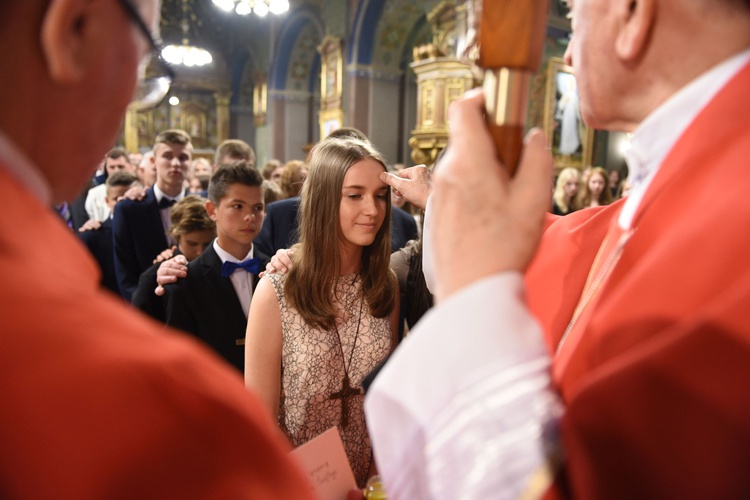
[117,0,175,111]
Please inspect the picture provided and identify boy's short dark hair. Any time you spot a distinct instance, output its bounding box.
[214,139,255,167]
[169,195,215,239]
[106,171,137,188]
[107,148,129,162]
[208,161,264,205]
[153,129,191,151]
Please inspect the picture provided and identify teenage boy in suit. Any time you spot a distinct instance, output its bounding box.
[113,129,191,301]
[164,161,268,373]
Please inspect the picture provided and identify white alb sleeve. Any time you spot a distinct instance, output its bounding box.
[365,273,562,500]
[421,195,435,293]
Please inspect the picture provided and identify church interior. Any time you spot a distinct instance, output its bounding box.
[123,0,630,176]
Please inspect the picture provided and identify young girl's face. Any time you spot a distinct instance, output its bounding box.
[588,172,606,198]
[339,159,388,249]
[564,177,579,198]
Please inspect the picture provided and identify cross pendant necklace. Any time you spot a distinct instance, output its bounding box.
[329,374,360,428]
[329,274,364,428]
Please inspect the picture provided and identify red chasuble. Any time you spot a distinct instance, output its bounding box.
[0,166,313,497]
[525,61,750,498]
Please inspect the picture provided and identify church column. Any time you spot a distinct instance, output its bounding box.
[346,65,371,136]
[124,108,140,153]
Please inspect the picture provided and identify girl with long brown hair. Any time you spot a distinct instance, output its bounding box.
[244,138,398,487]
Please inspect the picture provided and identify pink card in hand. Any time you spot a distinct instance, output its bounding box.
[290,426,358,500]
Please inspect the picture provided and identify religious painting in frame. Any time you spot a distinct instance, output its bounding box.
[318,36,343,139]
[543,57,594,171]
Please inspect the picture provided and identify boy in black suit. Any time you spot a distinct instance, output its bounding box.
[78,171,138,295]
[164,162,268,373]
[113,129,192,301]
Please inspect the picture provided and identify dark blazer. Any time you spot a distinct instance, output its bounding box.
[253,197,300,257]
[253,197,419,256]
[69,183,92,232]
[390,206,419,252]
[131,251,182,324]
[78,218,120,296]
[163,245,269,373]
[112,187,169,302]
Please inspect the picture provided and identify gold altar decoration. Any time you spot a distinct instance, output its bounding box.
[178,102,207,149]
[408,1,475,165]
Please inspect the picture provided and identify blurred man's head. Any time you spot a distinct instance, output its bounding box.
[137,152,157,188]
[214,139,255,168]
[563,0,750,131]
[128,152,143,169]
[0,0,162,202]
[104,148,133,177]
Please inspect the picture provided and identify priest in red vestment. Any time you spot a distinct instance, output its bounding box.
[0,1,312,497]
[366,0,750,498]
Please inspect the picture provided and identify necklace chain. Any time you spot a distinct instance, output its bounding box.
[329,273,365,428]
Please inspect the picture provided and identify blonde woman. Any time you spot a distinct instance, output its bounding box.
[245,139,398,487]
[552,167,581,216]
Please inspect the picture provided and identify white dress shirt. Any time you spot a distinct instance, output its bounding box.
[365,48,750,500]
[153,184,185,243]
[213,239,255,318]
[84,183,109,222]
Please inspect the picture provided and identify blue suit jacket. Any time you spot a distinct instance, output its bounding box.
[112,187,169,302]
[254,197,418,256]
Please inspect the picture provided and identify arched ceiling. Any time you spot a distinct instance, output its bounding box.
[371,0,439,69]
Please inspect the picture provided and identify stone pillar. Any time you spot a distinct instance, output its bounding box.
[124,108,140,153]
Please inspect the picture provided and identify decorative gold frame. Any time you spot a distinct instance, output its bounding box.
[543,57,593,171]
[318,36,343,139]
[179,101,208,148]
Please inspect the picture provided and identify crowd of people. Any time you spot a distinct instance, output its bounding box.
[3,0,750,498]
[67,122,422,492]
[552,165,624,216]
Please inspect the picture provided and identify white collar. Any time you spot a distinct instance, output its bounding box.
[0,130,52,204]
[213,238,254,264]
[619,47,750,229]
[153,183,185,204]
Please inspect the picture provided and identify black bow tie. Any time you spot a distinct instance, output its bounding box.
[158,197,177,209]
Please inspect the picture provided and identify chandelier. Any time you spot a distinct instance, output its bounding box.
[162,43,213,67]
[162,0,213,67]
[212,0,290,17]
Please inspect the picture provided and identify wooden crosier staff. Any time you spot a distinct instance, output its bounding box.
[476,0,549,175]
